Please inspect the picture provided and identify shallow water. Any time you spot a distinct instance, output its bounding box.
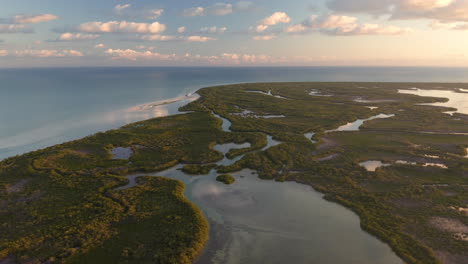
[246,90,288,99]
[116,114,403,264]
[3,67,468,160]
[327,114,395,132]
[304,132,317,143]
[398,88,468,115]
[360,160,448,171]
[360,161,391,172]
[111,147,133,160]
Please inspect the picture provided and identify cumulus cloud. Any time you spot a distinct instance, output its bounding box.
[183,7,205,17]
[327,0,468,23]
[58,32,100,41]
[285,15,412,35]
[0,50,7,56]
[182,1,253,17]
[177,26,186,33]
[0,24,33,33]
[78,21,166,34]
[186,36,216,42]
[13,14,58,24]
[430,19,468,30]
[220,53,273,64]
[146,9,164,19]
[254,12,291,32]
[137,34,215,42]
[284,23,308,33]
[140,35,178,41]
[200,26,227,34]
[399,0,456,11]
[253,35,276,40]
[105,48,176,61]
[103,47,272,64]
[0,13,58,34]
[94,43,106,48]
[114,4,131,14]
[15,49,83,57]
[262,12,292,25]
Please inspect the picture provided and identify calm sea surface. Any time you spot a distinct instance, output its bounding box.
[3,66,466,263]
[2,66,468,160]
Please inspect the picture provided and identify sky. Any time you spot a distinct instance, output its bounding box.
[1,0,468,67]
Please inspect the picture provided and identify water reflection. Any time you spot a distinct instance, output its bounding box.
[327,114,395,132]
[0,93,198,160]
[398,88,468,115]
[116,113,402,264]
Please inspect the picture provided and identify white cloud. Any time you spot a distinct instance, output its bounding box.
[15,49,83,57]
[253,35,276,40]
[0,50,7,56]
[254,12,291,32]
[182,2,252,17]
[327,0,468,23]
[94,43,106,48]
[78,21,166,34]
[430,20,468,30]
[261,12,292,26]
[146,9,164,19]
[186,36,216,42]
[208,3,233,16]
[105,48,176,61]
[200,26,227,34]
[284,24,308,33]
[58,33,100,41]
[13,14,58,24]
[0,24,32,33]
[137,35,215,42]
[102,48,274,64]
[177,26,186,33]
[115,4,131,14]
[285,15,412,36]
[135,45,157,50]
[183,7,205,17]
[399,0,456,11]
[221,53,273,64]
[140,34,178,41]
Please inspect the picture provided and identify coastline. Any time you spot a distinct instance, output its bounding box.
[2,82,467,263]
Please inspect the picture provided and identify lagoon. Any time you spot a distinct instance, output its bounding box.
[3,66,468,160]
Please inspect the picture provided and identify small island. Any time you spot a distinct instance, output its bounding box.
[216,174,235,184]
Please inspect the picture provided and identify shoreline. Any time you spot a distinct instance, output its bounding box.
[2,82,467,263]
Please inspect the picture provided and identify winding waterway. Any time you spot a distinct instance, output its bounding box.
[117,108,403,264]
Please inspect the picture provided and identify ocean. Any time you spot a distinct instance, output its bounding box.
[1,66,468,160]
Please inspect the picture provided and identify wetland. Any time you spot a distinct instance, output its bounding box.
[1,82,467,264]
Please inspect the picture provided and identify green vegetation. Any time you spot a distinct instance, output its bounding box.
[1,82,467,264]
[180,164,217,175]
[0,112,248,263]
[182,82,468,264]
[216,174,235,185]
